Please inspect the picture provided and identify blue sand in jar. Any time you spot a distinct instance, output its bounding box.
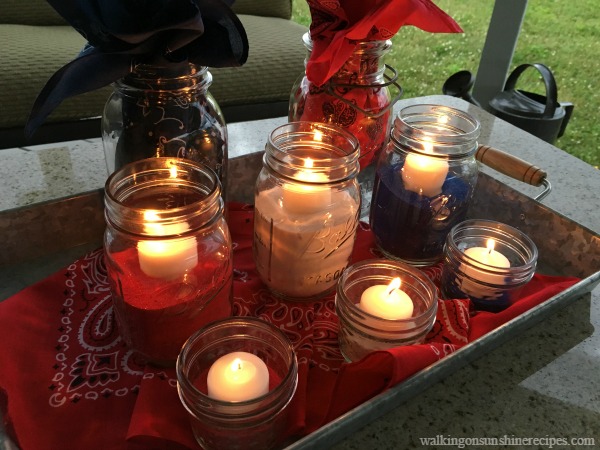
[440,271,512,312]
[370,162,473,262]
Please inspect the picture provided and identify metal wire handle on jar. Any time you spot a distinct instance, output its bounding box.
[325,64,403,118]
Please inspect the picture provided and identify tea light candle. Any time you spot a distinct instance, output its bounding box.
[282,157,331,215]
[464,239,511,269]
[460,239,511,297]
[401,146,449,197]
[207,351,270,402]
[137,210,198,279]
[359,277,414,320]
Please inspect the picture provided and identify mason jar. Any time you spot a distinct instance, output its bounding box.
[176,317,298,450]
[370,104,481,266]
[102,63,227,187]
[253,121,361,301]
[441,219,538,312]
[336,259,438,362]
[289,32,401,172]
[103,157,233,366]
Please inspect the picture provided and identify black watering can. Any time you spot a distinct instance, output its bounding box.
[488,63,573,144]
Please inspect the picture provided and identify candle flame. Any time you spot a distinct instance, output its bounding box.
[230,358,243,372]
[386,277,401,296]
[486,239,496,254]
[314,130,323,141]
[437,114,449,124]
[169,166,178,179]
[304,157,314,169]
[423,141,434,154]
[143,210,160,222]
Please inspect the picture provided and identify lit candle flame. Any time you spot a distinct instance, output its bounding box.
[486,239,496,254]
[386,277,401,296]
[143,210,160,222]
[314,130,323,141]
[230,358,243,372]
[304,157,314,169]
[437,114,449,124]
[169,165,178,179]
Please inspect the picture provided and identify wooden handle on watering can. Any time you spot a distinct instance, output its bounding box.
[475,145,547,187]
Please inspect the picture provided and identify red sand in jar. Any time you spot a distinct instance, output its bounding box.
[108,248,233,365]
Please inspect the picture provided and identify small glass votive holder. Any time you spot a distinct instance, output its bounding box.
[176,317,298,450]
[335,259,438,362]
[440,219,538,312]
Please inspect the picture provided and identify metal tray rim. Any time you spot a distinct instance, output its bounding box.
[286,271,600,449]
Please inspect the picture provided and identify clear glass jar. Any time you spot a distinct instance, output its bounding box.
[176,317,298,450]
[441,219,538,312]
[336,259,438,362]
[102,63,227,187]
[370,104,481,266]
[103,157,233,366]
[289,32,401,172]
[253,121,361,301]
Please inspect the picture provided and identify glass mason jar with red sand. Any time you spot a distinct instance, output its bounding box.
[104,157,233,366]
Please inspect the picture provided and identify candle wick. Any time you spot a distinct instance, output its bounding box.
[386,286,396,297]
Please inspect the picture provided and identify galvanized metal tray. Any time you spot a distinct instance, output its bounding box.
[1,151,598,449]
[285,168,600,449]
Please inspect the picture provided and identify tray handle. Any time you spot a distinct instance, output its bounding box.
[475,145,552,201]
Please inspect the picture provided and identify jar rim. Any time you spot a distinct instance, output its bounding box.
[446,219,539,272]
[115,62,211,92]
[391,104,481,158]
[265,121,360,182]
[302,31,392,53]
[104,157,222,236]
[336,258,439,324]
[176,316,298,414]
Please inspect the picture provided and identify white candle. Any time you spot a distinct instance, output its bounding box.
[137,210,198,279]
[207,351,269,402]
[401,145,449,197]
[460,239,511,297]
[359,277,414,320]
[282,157,331,215]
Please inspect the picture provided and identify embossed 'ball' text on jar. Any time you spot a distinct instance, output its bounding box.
[253,121,361,301]
[370,104,481,266]
[103,157,233,366]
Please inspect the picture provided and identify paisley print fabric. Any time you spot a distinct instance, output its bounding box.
[0,203,580,450]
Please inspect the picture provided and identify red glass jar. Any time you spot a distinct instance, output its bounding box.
[103,157,233,366]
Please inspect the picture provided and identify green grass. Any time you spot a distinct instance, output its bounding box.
[291,0,600,167]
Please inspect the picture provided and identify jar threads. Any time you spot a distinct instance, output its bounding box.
[176,317,298,450]
[253,121,361,301]
[103,157,233,365]
[102,63,227,189]
[370,104,481,266]
[336,259,438,362]
[441,219,538,312]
